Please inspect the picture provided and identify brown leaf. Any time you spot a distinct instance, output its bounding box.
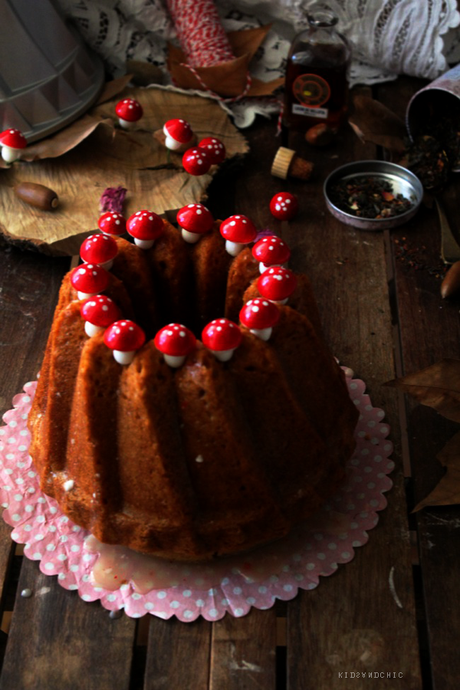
[349,94,407,155]
[386,359,460,423]
[413,431,460,510]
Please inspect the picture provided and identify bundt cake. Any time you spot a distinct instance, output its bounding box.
[28,211,359,561]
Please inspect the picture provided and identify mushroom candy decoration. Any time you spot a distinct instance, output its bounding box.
[98,212,126,237]
[176,203,214,243]
[239,298,280,341]
[219,214,257,257]
[115,98,143,129]
[269,192,299,221]
[198,137,226,164]
[252,235,291,273]
[103,320,146,365]
[126,210,164,249]
[257,266,298,305]
[80,234,118,270]
[0,128,27,163]
[80,295,121,337]
[70,263,110,300]
[154,323,196,368]
[163,118,194,151]
[202,318,242,362]
[182,147,211,176]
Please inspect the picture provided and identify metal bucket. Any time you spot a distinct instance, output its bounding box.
[0,0,105,142]
[406,63,460,172]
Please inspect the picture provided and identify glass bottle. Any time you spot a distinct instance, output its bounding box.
[283,5,351,133]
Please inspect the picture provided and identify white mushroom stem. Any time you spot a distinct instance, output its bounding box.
[181,228,201,244]
[164,354,186,368]
[1,146,22,163]
[77,290,98,300]
[250,326,273,341]
[210,348,235,362]
[225,240,244,257]
[133,238,155,249]
[112,350,136,365]
[164,134,182,150]
[259,261,287,274]
[118,118,136,130]
[85,322,105,337]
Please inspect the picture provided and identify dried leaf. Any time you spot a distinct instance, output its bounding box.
[349,94,407,155]
[386,359,460,423]
[413,431,460,511]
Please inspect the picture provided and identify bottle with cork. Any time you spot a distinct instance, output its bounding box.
[283,4,351,136]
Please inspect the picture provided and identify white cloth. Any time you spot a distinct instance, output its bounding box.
[56,0,460,126]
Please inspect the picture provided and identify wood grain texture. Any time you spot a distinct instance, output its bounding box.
[378,76,460,690]
[209,609,277,690]
[0,86,248,256]
[144,616,212,689]
[0,559,136,690]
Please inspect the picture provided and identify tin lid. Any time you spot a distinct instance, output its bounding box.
[271,147,296,179]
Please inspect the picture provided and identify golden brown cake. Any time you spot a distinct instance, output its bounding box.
[28,217,358,561]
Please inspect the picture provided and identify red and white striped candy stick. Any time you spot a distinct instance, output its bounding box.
[166,0,235,67]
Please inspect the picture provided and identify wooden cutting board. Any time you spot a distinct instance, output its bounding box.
[0,85,248,256]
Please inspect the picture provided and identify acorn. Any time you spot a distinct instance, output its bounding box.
[14,182,58,211]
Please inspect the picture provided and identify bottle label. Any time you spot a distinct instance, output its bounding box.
[292,103,329,119]
[292,74,331,107]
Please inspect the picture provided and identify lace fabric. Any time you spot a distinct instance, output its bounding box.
[56,0,460,126]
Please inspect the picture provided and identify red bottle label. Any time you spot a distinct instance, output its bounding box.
[292,74,331,107]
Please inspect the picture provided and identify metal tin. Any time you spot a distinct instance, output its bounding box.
[323,160,423,231]
[406,64,460,172]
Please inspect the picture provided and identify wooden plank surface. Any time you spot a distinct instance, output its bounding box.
[378,76,460,690]
[0,558,136,690]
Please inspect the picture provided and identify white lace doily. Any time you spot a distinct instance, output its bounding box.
[56,0,460,127]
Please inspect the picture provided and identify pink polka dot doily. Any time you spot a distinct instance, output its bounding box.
[0,369,394,621]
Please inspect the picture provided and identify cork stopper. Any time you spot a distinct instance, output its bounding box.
[271,147,296,179]
[271,146,314,181]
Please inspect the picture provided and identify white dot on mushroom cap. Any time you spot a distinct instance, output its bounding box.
[274,275,283,280]
[269,246,274,251]
[180,331,186,337]
[78,268,86,275]
[216,326,222,331]
[263,300,269,306]
[251,305,260,312]
[275,204,281,211]
[167,330,173,336]
[196,209,202,214]
[102,305,109,311]
[285,199,291,203]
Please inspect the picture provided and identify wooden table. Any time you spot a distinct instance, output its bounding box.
[0,76,459,690]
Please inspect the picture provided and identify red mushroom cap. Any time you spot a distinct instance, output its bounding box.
[257,266,298,302]
[252,235,291,266]
[0,128,27,149]
[201,318,242,352]
[115,98,143,123]
[98,212,126,236]
[163,118,193,144]
[126,210,164,241]
[81,295,121,327]
[220,215,257,244]
[176,203,214,235]
[269,192,299,221]
[154,323,196,356]
[239,298,280,330]
[70,263,109,296]
[80,234,118,265]
[103,320,146,352]
[198,137,226,164]
[182,147,211,176]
